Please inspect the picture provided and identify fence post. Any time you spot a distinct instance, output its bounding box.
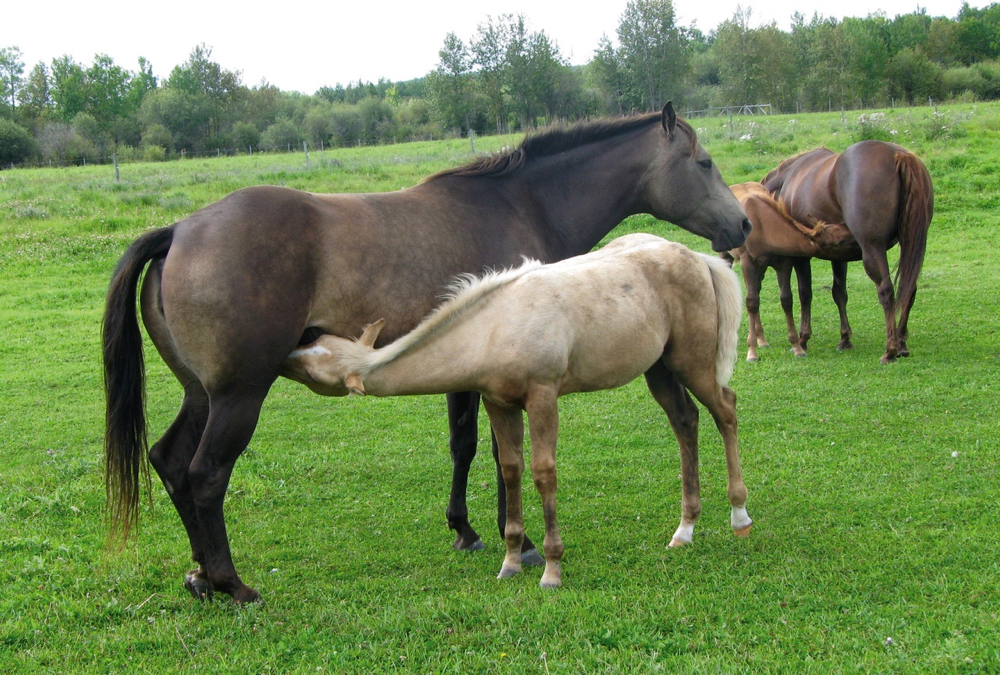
[303,140,309,166]
[113,153,120,182]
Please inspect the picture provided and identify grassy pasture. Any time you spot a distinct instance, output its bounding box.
[1,103,998,673]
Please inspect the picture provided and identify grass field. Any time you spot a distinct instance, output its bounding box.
[1,103,998,673]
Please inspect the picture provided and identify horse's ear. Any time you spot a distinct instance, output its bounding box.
[358,318,385,348]
[661,101,676,139]
[345,373,366,396]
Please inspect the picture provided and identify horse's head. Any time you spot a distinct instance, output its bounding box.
[282,319,384,396]
[644,103,751,252]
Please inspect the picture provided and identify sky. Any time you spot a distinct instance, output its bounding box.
[3,0,989,95]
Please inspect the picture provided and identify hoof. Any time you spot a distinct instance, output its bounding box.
[746,354,759,363]
[540,579,562,589]
[793,351,807,358]
[231,586,263,605]
[521,548,545,567]
[837,341,854,351]
[880,354,897,365]
[497,566,521,580]
[733,524,753,537]
[184,570,214,601]
[668,537,689,548]
[453,535,486,552]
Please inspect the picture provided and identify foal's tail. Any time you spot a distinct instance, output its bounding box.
[894,150,934,316]
[702,254,742,386]
[102,225,174,545]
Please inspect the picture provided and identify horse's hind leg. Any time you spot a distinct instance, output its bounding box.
[644,360,703,546]
[148,386,213,598]
[186,387,270,604]
[861,247,902,363]
[679,368,752,539]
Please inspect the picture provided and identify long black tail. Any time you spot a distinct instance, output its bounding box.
[102,226,174,545]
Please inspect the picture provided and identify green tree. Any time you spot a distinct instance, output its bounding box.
[0,46,24,115]
[50,56,88,122]
[587,35,628,114]
[19,62,52,127]
[427,32,474,132]
[615,0,687,111]
[840,17,890,107]
[471,14,514,132]
[712,7,793,109]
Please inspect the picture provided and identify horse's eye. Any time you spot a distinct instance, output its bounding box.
[698,159,713,171]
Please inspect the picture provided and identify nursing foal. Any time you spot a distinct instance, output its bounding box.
[284,233,752,588]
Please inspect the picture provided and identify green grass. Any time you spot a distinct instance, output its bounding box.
[1,103,999,673]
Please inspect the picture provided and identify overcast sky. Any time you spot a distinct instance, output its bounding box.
[3,0,987,95]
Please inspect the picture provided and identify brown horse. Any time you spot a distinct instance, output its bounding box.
[762,141,933,364]
[103,104,751,603]
[728,182,860,361]
[285,233,752,588]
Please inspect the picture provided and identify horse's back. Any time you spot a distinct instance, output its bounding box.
[511,235,721,393]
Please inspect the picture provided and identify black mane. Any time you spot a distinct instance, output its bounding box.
[427,111,692,181]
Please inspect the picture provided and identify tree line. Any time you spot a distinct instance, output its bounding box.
[2,1,999,167]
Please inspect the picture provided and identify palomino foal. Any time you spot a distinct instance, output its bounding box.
[284,233,753,588]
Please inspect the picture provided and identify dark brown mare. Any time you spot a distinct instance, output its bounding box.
[103,104,751,603]
[762,140,933,364]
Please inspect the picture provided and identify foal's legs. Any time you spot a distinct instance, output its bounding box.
[792,257,813,352]
[830,260,854,350]
[645,360,751,546]
[739,256,769,362]
[446,392,541,560]
[776,261,806,357]
[482,400,527,581]
[643,361,703,546]
[523,385,564,588]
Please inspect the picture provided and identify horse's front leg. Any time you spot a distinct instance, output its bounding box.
[482,400,526,581]
[446,392,542,562]
[525,385,564,588]
[445,391,485,551]
[830,260,854,351]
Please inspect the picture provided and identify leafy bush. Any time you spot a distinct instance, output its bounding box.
[0,118,37,166]
[853,112,896,142]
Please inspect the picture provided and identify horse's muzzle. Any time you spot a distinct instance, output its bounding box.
[711,218,752,252]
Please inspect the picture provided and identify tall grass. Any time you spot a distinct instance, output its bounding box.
[1,103,998,673]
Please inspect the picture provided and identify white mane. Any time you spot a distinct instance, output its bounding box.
[359,258,544,373]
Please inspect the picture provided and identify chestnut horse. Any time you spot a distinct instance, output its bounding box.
[284,233,752,588]
[103,104,751,603]
[762,141,933,364]
[728,182,860,361]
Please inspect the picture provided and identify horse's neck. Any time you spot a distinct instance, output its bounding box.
[361,318,492,397]
[513,140,648,257]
